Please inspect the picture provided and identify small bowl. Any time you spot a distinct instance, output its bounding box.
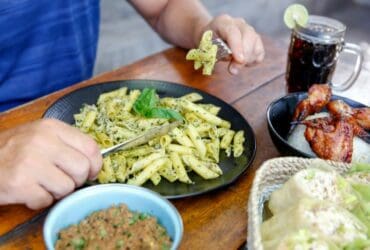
[43,184,183,250]
[266,92,368,157]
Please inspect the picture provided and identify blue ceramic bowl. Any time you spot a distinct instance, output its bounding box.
[43,184,183,250]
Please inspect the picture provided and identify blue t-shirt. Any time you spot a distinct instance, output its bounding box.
[0,0,100,111]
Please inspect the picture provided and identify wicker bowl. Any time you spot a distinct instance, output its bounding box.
[247,157,352,250]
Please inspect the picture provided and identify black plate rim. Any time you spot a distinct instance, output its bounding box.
[43,79,257,199]
[266,91,368,158]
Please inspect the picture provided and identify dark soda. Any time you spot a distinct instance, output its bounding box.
[286,32,339,92]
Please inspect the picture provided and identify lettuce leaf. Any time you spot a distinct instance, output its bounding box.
[265,229,340,250]
[344,238,370,250]
[268,167,358,214]
[348,162,370,173]
[262,198,368,248]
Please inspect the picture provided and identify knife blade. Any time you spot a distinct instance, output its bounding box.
[100,120,182,157]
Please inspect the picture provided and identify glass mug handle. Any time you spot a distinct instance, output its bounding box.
[331,43,363,91]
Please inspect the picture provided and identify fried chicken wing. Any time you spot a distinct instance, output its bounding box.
[327,99,370,131]
[353,108,370,129]
[300,117,335,133]
[292,84,332,122]
[300,116,369,142]
[303,118,354,163]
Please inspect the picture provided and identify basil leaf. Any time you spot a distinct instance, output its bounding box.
[146,108,183,120]
[133,88,183,120]
[133,88,158,115]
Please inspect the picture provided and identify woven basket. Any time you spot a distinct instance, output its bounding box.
[247,157,352,250]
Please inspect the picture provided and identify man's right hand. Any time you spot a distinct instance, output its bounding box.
[0,118,103,210]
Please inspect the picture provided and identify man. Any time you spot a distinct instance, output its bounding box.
[0,0,264,209]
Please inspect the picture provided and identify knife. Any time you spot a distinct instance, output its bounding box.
[100,120,182,157]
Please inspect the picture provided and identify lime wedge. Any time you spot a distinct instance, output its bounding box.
[284,4,309,29]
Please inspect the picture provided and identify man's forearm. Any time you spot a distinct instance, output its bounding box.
[129,0,212,48]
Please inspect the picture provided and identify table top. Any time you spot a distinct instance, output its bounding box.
[0,36,287,250]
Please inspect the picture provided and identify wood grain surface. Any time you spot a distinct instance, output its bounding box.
[0,36,287,250]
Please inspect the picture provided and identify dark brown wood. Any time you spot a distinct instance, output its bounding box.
[0,36,287,250]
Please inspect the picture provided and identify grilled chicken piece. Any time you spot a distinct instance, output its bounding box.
[302,115,369,141]
[292,84,332,122]
[326,100,352,117]
[352,107,370,130]
[327,100,370,139]
[327,100,370,130]
[303,118,354,163]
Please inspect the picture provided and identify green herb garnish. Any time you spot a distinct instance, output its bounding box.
[129,213,140,225]
[116,239,124,249]
[71,237,86,250]
[99,228,107,238]
[133,88,183,120]
[139,212,150,220]
[162,243,171,250]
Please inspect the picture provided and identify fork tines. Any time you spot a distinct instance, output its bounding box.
[212,38,232,61]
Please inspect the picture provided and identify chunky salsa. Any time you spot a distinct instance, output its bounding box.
[55,204,172,250]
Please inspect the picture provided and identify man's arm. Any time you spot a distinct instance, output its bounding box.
[129,0,210,49]
[129,0,265,74]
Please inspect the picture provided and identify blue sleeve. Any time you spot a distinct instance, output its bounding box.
[0,0,100,111]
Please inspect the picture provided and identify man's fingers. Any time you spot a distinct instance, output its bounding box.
[34,159,75,199]
[228,61,244,75]
[254,35,265,63]
[236,21,259,65]
[212,15,265,72]
[40,119,102,179]
[46,141,92,186]
[23,185,53,210]
[216,16,245,64]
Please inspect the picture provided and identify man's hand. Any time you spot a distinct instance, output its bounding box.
[0,119,102,210]
[199,15,265,75]
[129,0,265,75]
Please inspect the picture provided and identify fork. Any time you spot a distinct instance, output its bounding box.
[212,38,232,61]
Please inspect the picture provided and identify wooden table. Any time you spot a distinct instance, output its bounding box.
[0,36,287,250]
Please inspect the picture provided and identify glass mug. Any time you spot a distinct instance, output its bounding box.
[286,15,363,93]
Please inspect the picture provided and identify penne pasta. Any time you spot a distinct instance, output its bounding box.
[220,130,236,149]
[160,97,178,109]
[158,160,177,182]
[96,132,113,148]
[129,152,164,174]
[81,110,97,132]
[186,124,207,158]
[170,127,194,147]
[98,87,128,104]
[179,92,203,102]
[127,158,168,186]
[170,152,192,184]
[195,123,212,133]
[167,144,195,155]
[160,135,172,148]
[119,145,156,158]
[233,130,245,158]
[181,100,230,128]
[123,89,140,112]
[182,155,219,179]
[150,172,161,186]
[98,156,116,183]
[74,87,245,186]
[198,104,221,115]
[206,138,220,163]
[203,161,223,175]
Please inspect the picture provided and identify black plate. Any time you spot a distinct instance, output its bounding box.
[267,92,368,157]
[43,80,256,198]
